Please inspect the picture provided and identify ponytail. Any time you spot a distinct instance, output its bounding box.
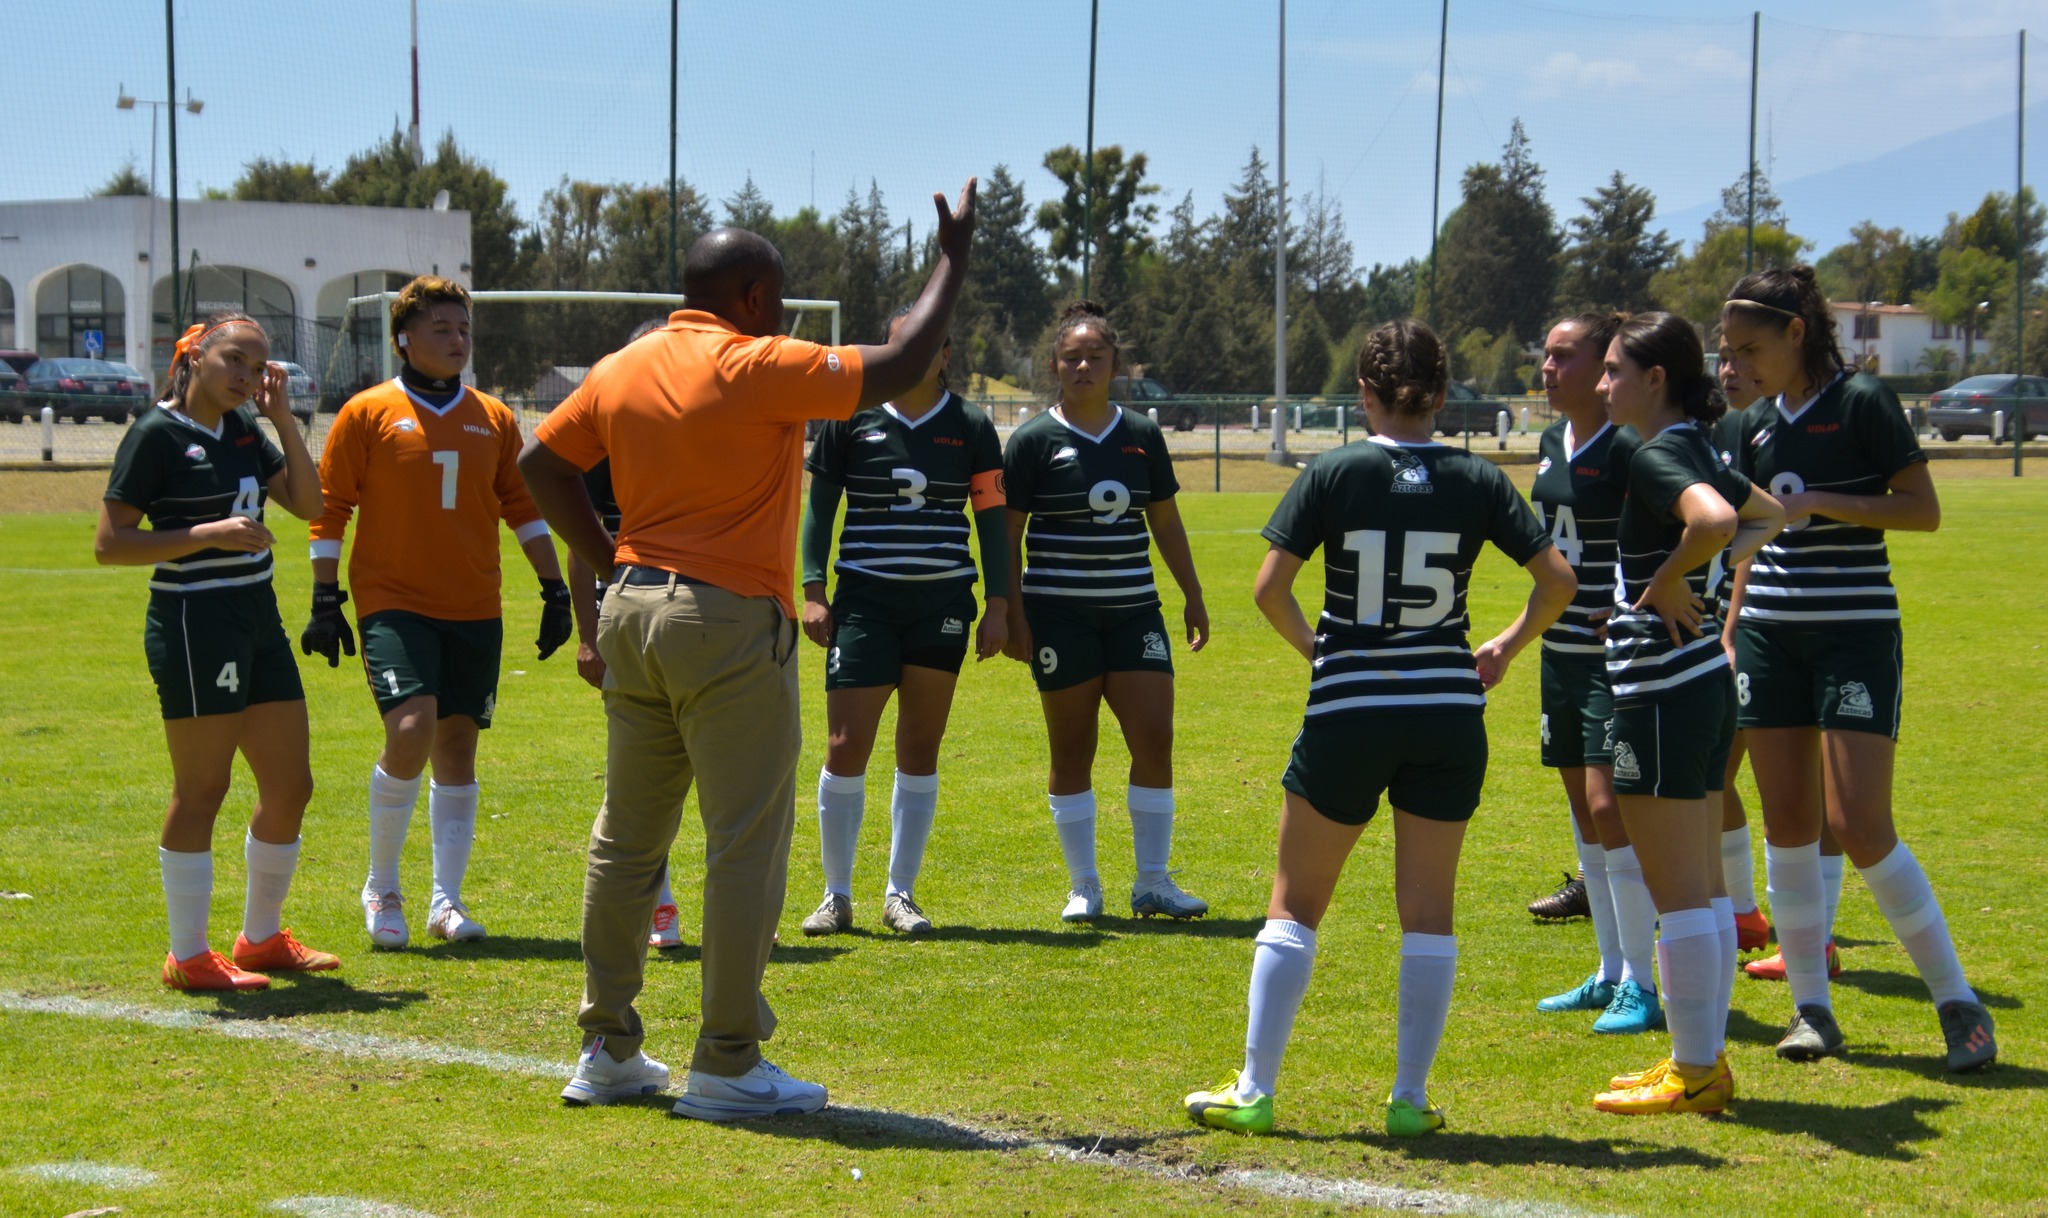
[164,310,261,410]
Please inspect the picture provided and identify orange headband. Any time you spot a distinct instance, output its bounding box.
[173,319,263,364]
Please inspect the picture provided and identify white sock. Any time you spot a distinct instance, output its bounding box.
[656,860,676,908]
[1711,896,1737,1057]
[1766,841,1830,1010]
[1657,908,1722,1069]
[1240,919,1316,1099]
[1393,933,1457,1107]
[1128,783,1174,882]
[1577,836,1622,984]
[1050,790,1098,886]
[366,765,421,897]
[817,768,865,898]
[887,770,939,898]
[242,832,301,944]
[1821,851,1845,939]
[1722,825,1759,914]
[428,780,480,912]
[160,847,213,960]
[1859,843,1976,1007]
[1605,846,1659,991]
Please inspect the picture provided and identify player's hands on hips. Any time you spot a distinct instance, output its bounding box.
[575,640,606,689]
[801,584,833,649]
[191,516,275,553]
[975,599,1009,661]
[1634,574,1704,648]
[253,361,294,426]
[1002,607,1033,664]
[536,578,573,660]
[1473,635,1512,691]
[1588,605,1612,643]
[934,178,978,259]
[1183,595,1210,653]
[301,582,355,668]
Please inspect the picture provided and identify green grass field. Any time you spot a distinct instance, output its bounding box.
[2,471,2044,1217]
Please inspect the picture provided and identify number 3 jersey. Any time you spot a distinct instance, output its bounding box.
[1261,436,1552,719]
[1529,419,1639,660]
[105,402,287,593]
[311,379,546,622]
[1731,372,1923,626]
[1004,406,1178,610]
[805,392,1005,603]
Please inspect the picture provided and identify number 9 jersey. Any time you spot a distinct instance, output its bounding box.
[1261,436,1551,719]
[1004,406,1178,610]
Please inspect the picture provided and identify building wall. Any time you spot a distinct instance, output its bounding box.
[1830,304,1983,376]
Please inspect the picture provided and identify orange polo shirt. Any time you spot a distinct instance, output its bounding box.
[534,310,864,617]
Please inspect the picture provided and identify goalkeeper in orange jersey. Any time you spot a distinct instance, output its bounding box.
[304,275,573,949]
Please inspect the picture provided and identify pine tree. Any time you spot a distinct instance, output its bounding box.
[1555,171,1678,314]
[723,176,775,233]
[1433,120,1560,351]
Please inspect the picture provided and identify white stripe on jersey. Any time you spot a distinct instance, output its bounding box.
[1310,666,1484,692]
[1020,582,1159,598]
[149,568,274,593]
[1741,605,1900,623]
[156,551,276,573]
[1307,691,1487,715]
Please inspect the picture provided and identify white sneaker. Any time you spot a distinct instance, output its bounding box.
[1061,876,1104,923]
[560,1037,670,1106]
[362,888,408,950]
[1132,872,1209,920]
[427,900,487,942]
[671,1058,827,1121]
[648,902,684,949]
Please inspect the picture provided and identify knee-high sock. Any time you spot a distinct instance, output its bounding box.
[1657,908,1722,1069]
[1128,783,1175,882]
[160,847,212,960]
[887,770,939,898]
[1820,852,1845,939]
[1394,933,1458,1107]
[428,780,479,912]
[1240,920,1317,1099]
[817,769,865,898]
[242,832,301,944]
[1710,896,1737,1056]
[1605,845,1659,990]
[365,765,421,897]
[655,859,676,908]
[1766,841,1830,1010]
[1578,836,1622,984]
[1859,843,1976,1007]
[1721,825,1760,915]
[1050,790,1098,886]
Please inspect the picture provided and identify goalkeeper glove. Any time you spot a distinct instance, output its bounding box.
[537,578,573,660]
[301,583,355,668]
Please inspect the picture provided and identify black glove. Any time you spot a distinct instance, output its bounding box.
[301,583,355,668]
[537,577,573,660]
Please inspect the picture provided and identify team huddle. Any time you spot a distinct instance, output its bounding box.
[95,177,1996,1134]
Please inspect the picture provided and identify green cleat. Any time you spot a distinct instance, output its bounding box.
[1184,1074,1274,1135]
[1385,1095,1445,1137]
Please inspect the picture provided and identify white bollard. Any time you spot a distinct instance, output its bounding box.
[1995,409,2007,443]
[1520,406,1531,434]
[40,405,55,462]
[1251,404,1260,431]
[1497,410,1511,450]
[1148,407,1159,424]
[1018,406,1032,426]
[1292,404,1302,432]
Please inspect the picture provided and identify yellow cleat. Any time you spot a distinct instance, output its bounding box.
[1593,1057,1732,1114]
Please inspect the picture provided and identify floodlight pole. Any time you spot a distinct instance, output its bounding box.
[1426,0,1448,329]
[1083,0,1098,299]
[1270,0,1289,464]
[165,0,183,335]
[1747,11,1760,272]
[409,0,422,165]
[2017,28,2027,478]
[669,0,679,295]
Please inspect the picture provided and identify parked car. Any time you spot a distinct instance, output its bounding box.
[1109,375,1202,431]
[0,349,40,378]
[276,361,319,421]
[1436,381,1510,437]
[1926,374,2048,442]
[21,358,152,423]
[0,363,24,421]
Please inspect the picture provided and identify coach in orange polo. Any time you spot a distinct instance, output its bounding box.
[520,181,976,1119]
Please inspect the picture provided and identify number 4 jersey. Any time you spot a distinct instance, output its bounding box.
[311,379,546,621]
[1005,406,1178,610]
[105,401,287,593]
[1261,436,1552,718]
[1529,419,1639,659]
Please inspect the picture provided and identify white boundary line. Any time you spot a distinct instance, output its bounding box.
[3,991,1621,1218]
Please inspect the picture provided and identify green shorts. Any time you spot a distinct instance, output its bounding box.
[1733,621,1902,739]
[1023,600,1173,692]
[359,610,503,727]
[825,588,978,690]
[1609,674,1733,800]
[144,585,304,720]
[1282,711,1488,826]
[1539,650,1614,769]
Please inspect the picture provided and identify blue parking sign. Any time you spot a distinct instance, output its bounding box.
[82,330,105,359]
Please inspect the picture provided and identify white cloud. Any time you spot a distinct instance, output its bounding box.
[1527,52,1646,98]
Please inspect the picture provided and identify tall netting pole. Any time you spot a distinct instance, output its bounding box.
[2018,27,2028,478]
[1083,0,1098,300]
[165,0,182,335]
[1270,0,1289,465]
[1747,11,1760,274]
[1426,0,1448,330]
[668,0,679,295]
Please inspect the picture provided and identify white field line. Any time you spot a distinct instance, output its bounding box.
[15,1161,160,1188]
[3,991,1621,1218]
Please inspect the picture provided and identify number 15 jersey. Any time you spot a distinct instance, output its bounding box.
[1004,405,1177,610]
[1262,436,1552,719]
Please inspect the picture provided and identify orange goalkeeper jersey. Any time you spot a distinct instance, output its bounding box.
[311,379,547,621]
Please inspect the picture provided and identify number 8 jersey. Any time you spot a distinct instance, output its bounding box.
[1261,436,1552,718]
[1004,405,1178,610]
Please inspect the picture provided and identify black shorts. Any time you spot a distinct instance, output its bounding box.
[1734,621,1902,739]
[1282,711,1489,826]
[825,589,977,690]
[144,584,303,720]
[1609,675,1734,800]
[1023,600,1173,692]
[1539,650,1614,769]
[359,610,503,727]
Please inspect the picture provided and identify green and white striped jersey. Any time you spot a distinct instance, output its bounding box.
[1005,405,1177,610]
[1530,419,1638,659]
[104,402,286,594]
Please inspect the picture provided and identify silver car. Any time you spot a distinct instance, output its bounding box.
[1926,374,2048,442]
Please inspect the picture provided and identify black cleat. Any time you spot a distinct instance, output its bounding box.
[1528,871,1589,920]
[1939,1000,1997,1073]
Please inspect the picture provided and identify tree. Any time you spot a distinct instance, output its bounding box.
[832,182,896,345]
[1291,174,1368,339]
[1036,144,1159,312]
[1433,119,1561,350]
[1555,171,1678,314]
[1358,261,1419,329]
[1652,224,1810,327]
[761,207,842,340]
[1817,222,1941,305]
[230,157,333,204]
[95,159,152,197]
[953,164,1052,387]
[1944,188,2044,290]
[330,130,525,295]
[1707,169,1786,234]
[1916,246,2015,372]
[723,176,775,233]
[1286,300,1332,399]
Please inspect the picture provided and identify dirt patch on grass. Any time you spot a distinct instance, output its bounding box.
[0,470,108,514]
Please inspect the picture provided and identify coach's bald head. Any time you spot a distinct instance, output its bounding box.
[683,228,786,336]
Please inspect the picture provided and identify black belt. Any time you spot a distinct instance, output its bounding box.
[614,564,707,587]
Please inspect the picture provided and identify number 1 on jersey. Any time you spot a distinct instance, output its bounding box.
[431,451,459,511]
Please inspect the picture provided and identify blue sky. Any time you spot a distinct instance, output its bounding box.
[7,0,2039,271]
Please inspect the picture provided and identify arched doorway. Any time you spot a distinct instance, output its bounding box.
[0,276,15,349]
[315,271,411,403]
[151,265,298,378]
[35,265,126,360]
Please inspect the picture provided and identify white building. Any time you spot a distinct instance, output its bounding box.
[1828,301,1984,376]
[0,197,471,384]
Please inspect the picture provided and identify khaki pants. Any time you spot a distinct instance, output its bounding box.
[577,575,800,1077]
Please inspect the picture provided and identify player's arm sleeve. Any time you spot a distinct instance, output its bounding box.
[309,403,364,559]
[256,425,287,483]
[805,419,849,483]
[1145,421,1180,500]
[493,405,549,541]
[1257,457,1322,559]
[800,474,841,586]
[103,420,166,511]
[1630,442,1702,524]
[1853,379,1926,478]
[1487,464,1554,564]
[531,382,607,473]
[735,337,865,425]
[1001,427,1039,513]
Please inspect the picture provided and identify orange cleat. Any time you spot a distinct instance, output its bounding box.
[232,928,341,973]
[163,949,270,991]
[1744,939,1840,981]
[1733,907,1772,952]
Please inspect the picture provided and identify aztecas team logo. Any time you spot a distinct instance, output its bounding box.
[1837,681,1875,719]
[1611,740,1642,781]
[1141,631,1169,661]
[1389,451,1433,493]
